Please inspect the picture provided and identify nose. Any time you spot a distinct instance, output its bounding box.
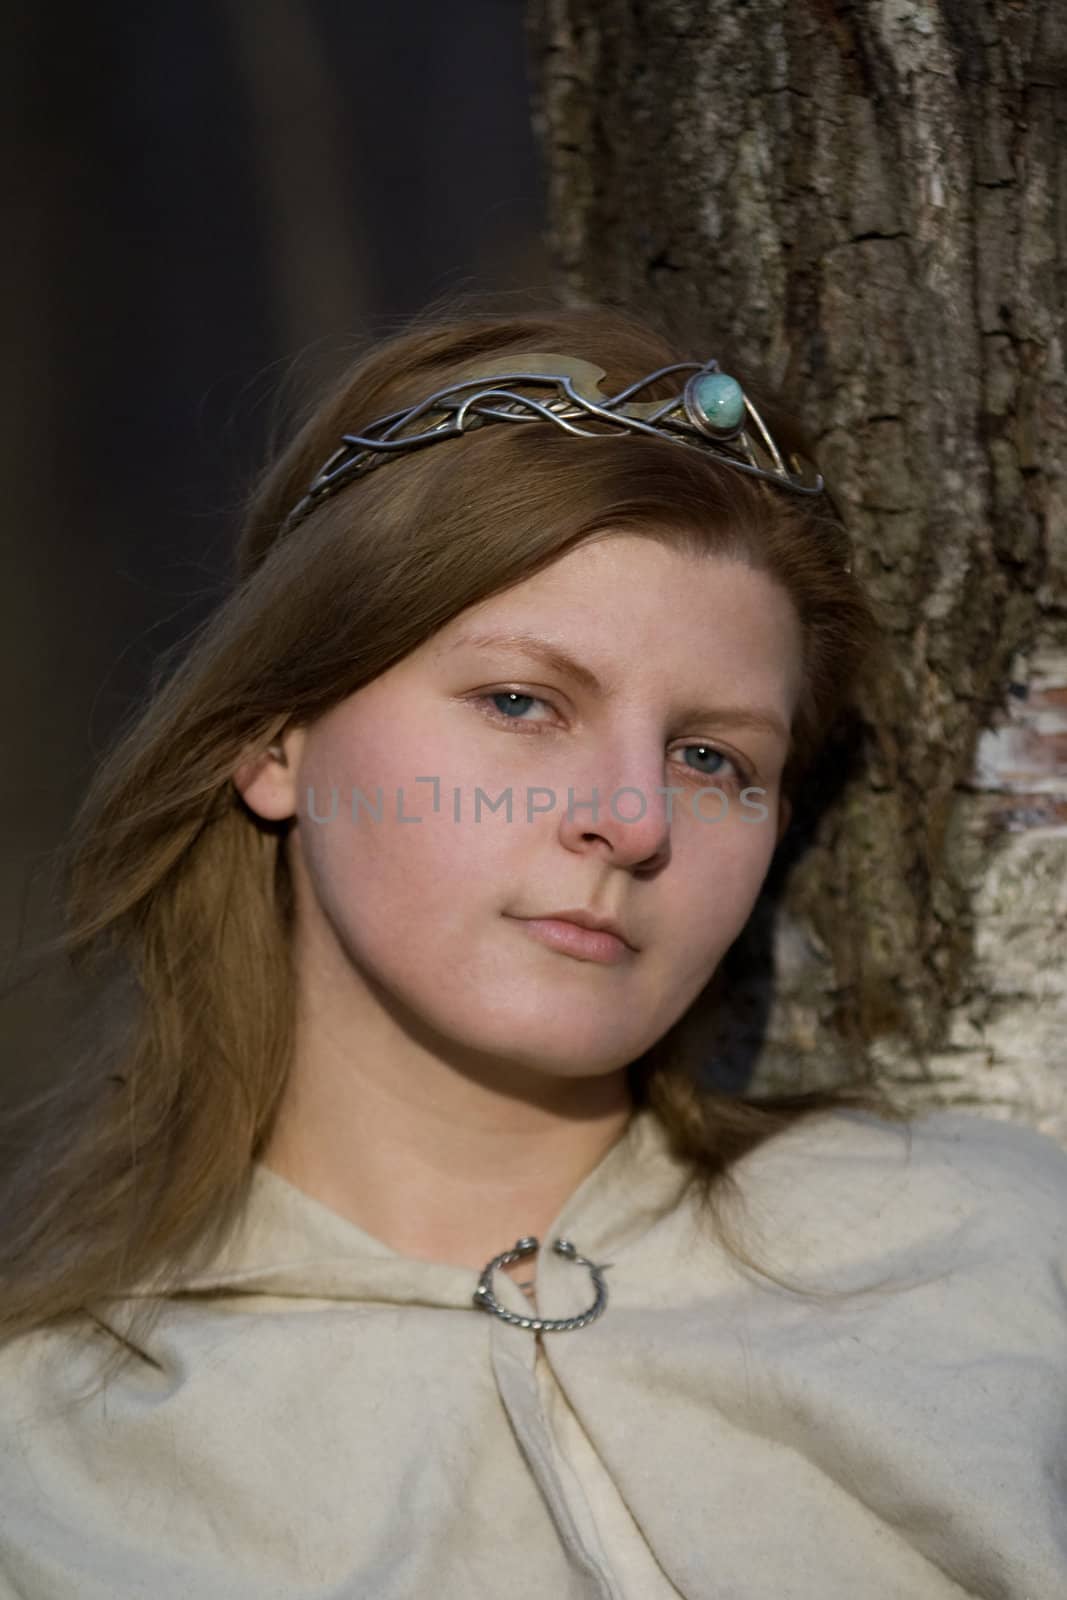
[555,747,675,867]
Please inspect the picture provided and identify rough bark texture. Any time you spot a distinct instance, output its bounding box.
[524,0,1067,1137]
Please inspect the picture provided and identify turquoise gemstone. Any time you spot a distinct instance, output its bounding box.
[693,372,745,432]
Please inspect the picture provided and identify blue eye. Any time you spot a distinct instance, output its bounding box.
[487,691,542,720]
[684,745,737,781]
[473,692,755,788]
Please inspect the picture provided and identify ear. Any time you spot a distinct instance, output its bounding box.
[775,794,792,845]
[232,727,306,822]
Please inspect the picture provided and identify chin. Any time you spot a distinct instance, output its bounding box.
[375,964,651,1078]
[468,1020,643,1081]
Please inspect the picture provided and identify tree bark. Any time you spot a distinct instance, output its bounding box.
[524,0,1067,1137]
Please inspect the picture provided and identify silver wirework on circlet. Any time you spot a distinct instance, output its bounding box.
[279,353,828,540]
[472,1236,611,1333]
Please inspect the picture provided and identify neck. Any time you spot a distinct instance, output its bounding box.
[259,940,634,1272]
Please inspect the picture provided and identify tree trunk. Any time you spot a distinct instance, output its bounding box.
[524,0,1067,1138]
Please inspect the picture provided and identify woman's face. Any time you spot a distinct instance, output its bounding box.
[241,534,804,1082]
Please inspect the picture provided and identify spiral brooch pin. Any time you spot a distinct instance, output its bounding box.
[472,1236,611,1333]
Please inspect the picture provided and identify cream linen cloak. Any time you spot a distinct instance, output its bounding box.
[1,1103,1066,1600]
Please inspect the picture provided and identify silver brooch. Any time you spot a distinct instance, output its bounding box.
[472,1235,610,1333]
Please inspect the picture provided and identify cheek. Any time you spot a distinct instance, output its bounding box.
[297,700,499,834]
[290,803,571,1063]
[299,703,532,874]
[293,741,523,969]
[669,816,778,954]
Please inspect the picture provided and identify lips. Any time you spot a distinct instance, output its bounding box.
[510,914,635,966]
[526,909,636,951]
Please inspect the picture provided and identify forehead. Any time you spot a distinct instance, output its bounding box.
[428,537,804,725]
[437,537,772,636]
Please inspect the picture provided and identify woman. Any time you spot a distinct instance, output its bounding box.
[1,298,1064,1598]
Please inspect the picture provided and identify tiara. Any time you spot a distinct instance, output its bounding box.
[280,353,827,536]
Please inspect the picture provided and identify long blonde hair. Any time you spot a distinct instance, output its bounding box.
[1,294,914,1384]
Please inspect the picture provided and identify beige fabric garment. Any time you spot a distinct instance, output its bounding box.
[1,1103,1066,1598]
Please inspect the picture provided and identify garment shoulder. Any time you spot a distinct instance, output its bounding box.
[761,1102,1067,1211]
[0,1315,120,1428]
[730,1104,1067,1291]
[867,1105,1067,1230]
[896,1104,1067,1180]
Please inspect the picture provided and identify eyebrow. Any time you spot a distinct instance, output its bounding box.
[442,628,791,745]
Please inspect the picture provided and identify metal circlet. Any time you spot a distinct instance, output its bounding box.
[280,353,827,537]
[472,1235,611,1334]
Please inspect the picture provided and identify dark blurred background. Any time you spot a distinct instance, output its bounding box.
[4,1,550,1077]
